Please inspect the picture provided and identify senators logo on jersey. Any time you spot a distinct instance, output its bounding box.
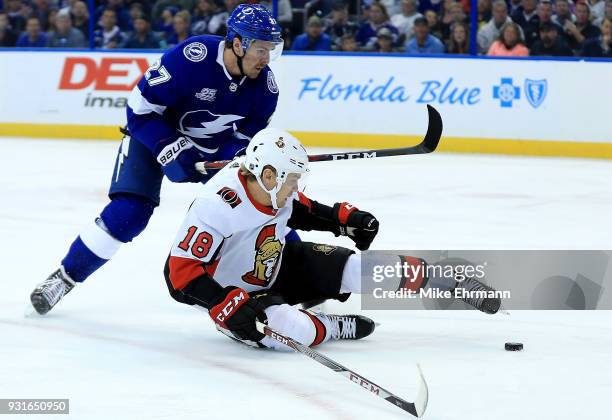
[242,224,282,286]
[217,187,242,208]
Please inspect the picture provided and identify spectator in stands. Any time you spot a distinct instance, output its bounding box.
[511,0,539,48]
[406,16,445,53]
[5,0,27,32]
[95,0,130,31]
[191,0,219,35]
[0,11,18,46]
[391,0,422,44]
[152,0,195,24]
[373,26,398,51]
[478,0,520,53]
[94,8,126,49]
[416,0,442,14]
[356,2,399,48]
[127,2,146,29]
[536,0,567,45]
[530,21,573,55]
[589,0,606,22]
[564,2,601,50]
[207,0,241,36]
[71,1,89,39]
[16,16,47,47]
[30,0,53,31]
[380,0,403,16]
[478,0,493,27]
[508,0,522,15]
[441,1,469,40]
[446,21,469,53]
[155,6,177,39]
[594,0,612,26]
[581,17,611,56]
[46,7,58,33]
[553,0,575,28]
[167,9,192,46]
[292,15,332,51]
[424,9,444,39]
[323,1,359,49]
[123,15,165,49]
[338,32,359,51]
[260,0,293,26]
[46,9,87,47]
[487,21,529,55]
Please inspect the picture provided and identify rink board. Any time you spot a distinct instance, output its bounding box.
[0,50,611,158]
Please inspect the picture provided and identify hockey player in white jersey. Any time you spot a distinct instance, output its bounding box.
[164,128,501,349]
[164,128,381,348]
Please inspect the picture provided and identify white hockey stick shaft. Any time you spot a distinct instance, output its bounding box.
[256,321,428,417]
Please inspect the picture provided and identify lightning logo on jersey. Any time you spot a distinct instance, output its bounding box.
[178,110,244,139]
[115,135,130,182]
[242,224,282,286]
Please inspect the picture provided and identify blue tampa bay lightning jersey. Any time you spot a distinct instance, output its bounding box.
[126,35,279,155]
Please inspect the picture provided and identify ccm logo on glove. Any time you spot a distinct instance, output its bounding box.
[211,288,247,326]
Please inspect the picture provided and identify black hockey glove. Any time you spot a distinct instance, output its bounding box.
[209,287,267,342]
[333,202,379,251]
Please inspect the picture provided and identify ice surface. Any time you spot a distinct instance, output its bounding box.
[1,138,612,419]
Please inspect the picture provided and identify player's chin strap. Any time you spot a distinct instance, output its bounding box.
[232,38,247,78]
[255,175,283,210]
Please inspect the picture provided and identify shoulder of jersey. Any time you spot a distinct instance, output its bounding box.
[178,35,223,64]
[200,161,245,211]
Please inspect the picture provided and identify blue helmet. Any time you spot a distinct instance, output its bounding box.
[226,4,283,57]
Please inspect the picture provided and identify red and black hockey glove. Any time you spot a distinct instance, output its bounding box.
[333,202,379,251]
[209,287,267,342]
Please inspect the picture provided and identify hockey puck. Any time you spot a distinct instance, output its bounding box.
[505,342,523,351]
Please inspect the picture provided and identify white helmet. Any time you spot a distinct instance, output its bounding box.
[244,128,309,209]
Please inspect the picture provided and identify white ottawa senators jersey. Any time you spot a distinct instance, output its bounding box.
[168,159,296,293]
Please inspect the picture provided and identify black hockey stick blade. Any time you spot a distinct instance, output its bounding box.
[194,105,443,174]
[256,321,429,418]
[307,104,443,162]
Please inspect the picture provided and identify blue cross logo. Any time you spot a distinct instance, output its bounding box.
[493,78,521,108]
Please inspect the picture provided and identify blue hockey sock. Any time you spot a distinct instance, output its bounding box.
[61,236,109,283]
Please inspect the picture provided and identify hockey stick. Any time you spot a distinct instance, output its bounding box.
[195,105,443,174]
[256,321,429,418]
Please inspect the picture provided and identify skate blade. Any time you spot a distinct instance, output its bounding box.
[23,301,42,318]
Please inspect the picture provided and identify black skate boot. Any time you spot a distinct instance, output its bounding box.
[319,314,376,340]
[454,277,501,314]
[30,268,76,315]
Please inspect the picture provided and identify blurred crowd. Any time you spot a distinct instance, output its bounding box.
[0,0,610,57]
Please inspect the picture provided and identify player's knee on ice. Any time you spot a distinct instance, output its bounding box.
[261,304,326,351]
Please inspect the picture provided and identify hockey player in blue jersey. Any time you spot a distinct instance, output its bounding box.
[30,4,288,315]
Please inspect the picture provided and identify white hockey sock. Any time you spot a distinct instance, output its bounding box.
[79,218,123,260]
[339,254,362,294]
[261,304,331,351]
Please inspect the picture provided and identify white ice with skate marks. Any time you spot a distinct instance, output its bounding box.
[1,138,612,419]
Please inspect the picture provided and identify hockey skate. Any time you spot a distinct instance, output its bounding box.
[454,277,501,314]
[319,314,376,340]
[30,268,76,315]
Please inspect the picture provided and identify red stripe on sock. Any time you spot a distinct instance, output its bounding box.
[300,309,327,347]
